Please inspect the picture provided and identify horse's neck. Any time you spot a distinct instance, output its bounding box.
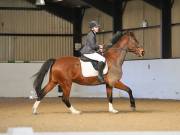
[115,38,128,65]
[104,44,127,86]
[117,50,127,65]
[105,42,127,66]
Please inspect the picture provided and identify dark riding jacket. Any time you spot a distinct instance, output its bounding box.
[80,31,99,54]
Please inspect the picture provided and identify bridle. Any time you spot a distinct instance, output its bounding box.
[110,35,142,53]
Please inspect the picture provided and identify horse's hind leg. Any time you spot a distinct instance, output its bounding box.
[60,81,81,114]
[32,81,56,114]
[106,84,118,113]
[114,81,136,111]
[57,85,63,97]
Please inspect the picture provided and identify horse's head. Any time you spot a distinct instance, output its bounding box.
[123,31,144,57]
[106,31,144,57]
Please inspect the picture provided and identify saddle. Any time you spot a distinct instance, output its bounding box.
[79,56,108,77]
[80,55,98,71]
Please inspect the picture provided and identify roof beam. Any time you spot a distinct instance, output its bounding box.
[113,0,123,33]
[26,1,74,22]
[80,0,113,16]
[122,0,128,14]
[44,2,73,23]
[143,0,161,9]
[161,0,172,58]
[73,7,84,56]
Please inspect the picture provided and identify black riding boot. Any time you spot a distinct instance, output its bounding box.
[98,61,105,83]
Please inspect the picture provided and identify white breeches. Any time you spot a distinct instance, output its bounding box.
[84,52,105,62]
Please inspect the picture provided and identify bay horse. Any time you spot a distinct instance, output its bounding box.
[32,31,144,114]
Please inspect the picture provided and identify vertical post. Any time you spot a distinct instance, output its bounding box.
[113,0,123,33]
[73,7,83,57]
[161,0,172,58]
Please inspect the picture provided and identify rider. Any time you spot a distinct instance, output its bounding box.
[80,20,105,83]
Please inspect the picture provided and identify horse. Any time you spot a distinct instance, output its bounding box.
[32,31,144,114]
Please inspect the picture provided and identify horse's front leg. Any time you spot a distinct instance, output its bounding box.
[114,81,136,111]
[106,84,118,113]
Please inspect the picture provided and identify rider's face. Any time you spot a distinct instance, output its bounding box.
[92,26,99,33]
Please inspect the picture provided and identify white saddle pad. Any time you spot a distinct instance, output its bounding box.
[80,60,108,77]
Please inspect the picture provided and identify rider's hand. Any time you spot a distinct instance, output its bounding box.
[99,45,103,49]
[99,45,104,53]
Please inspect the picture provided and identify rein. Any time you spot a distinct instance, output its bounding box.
[103,46,128,54]
[109,47,128,52]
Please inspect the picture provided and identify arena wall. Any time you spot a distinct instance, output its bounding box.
[1,0,180,62]
[82,0,180,59]
[0,59,179,100]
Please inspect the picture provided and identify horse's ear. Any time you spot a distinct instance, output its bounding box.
[129,31,135,37]
[122,30,129,35]
[127,31,131,35]
[126,31,134,36]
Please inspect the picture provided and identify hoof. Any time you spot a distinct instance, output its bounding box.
[131,107,136,111]
[109,109,119,114]
[32,112,38,115]
[32,108,38,115]
[69,106,81,114]
[72,110,81,114]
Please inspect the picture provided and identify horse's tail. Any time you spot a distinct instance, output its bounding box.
[33,58,55,98]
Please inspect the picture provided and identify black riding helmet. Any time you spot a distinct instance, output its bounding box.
[88,20,100,29]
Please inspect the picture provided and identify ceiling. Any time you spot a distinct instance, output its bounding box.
[45,0,90,8]
[44,0,174,9]
[45,0,130,8]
